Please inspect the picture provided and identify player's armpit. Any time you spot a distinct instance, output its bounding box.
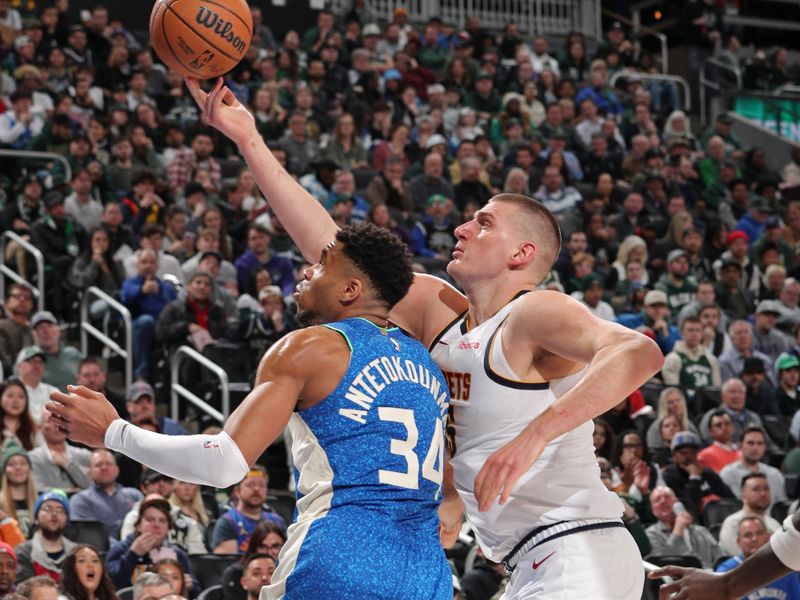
[224,327,349,466]
[390,273,467,345]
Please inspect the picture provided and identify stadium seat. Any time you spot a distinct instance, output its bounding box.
[646,555,703,568]
[703,499,743,530]
[639,381,664,410]
[189,554,240,589]
[634,412,657,438]
[197,585,224,600]
[762,415,790,449]
[771,500,792,522]
[786,473,799,499]
[117,587,134,600]
[692,386,721,419]
[64,520,109,553]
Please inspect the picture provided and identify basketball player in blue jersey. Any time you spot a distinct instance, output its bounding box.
[179,78,666,599]
[46,223,454,600]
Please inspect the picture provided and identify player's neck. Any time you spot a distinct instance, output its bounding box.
[463,278,533,327]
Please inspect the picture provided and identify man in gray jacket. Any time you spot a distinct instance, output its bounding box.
[29,414,91,494]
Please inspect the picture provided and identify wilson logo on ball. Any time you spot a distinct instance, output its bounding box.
[195,6,246,53]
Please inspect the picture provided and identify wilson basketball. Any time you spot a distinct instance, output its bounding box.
[150,0,252,79]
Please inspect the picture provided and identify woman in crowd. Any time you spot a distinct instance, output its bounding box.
[370,122,411,170]
[198,205,233,262]
[236,268,273,317]
[168,481,212,542]
[0,442,37,538]
[162,206,193,264]
[60,545,118,600]
[646,386,700,454]
[67,227,126,297]
[250,84,286,141]
[0,378,37,451]
[611,429,659,508]
[592,417,616,462]
[220,521,286,600]
[106,497,199,593]
[323,113,367,170]
[150,558,191,598]
[609,235,650,290]
[366,203,411,246]
[502,167,530,195]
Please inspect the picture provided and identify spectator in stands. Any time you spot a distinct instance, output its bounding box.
[662,317,721,399]
[453,156,492,211]
[15,345,57,424]
[101,202,135,261]
[156,271,228,351]
[323,113,367,170]
[29,412,91,494]
[775,278,800,336]
[618,290,681,355]
[182,228,237,287]
[719,320,773,382]
[697,410,742,473]
[125,382,187,437]
[647,386,700,455]
[0,91,44,149]
[776,353,800,416]
[76,357,129,421]
[408,152,454,213]
[119,491,206,557]
[740,356,781,416]
[700,378,770,446]
[0,543,18,594]
[235,224,295,299]
[120,249,177,379]
[210,466,285,554]
[299,158,338,209]
[239,554,275,600]
[278,111,319,176]
[28,311,81,392]
[70,449,143,539]
[0,379,37,451]
[166,129,221,193]
[365,155,413,215]
[64,169,103,232]
[720,427,787,507]
[17,575,60,600]
[645,486,722,569]
[662,431,735,521]
[752,300,791,362]
[66,227,126,300]
[29,191,87,319]
[533,165,582,228]
[168,481,212,543]
[149,557,190,598]
[716,515,800,595]
[592,418,616,462]
[106,496,198,592]
[234,285,299,365]
[655,250,697,319]
[0,442,36,539]
[699,304,733,358]
[123,224,185,284]
[220,521,286,600]
[718,473,781,556]
[576,274,615,321]
[1,173,45,281]
[60,545,118,600]
[611,429,657,503]
[15,490,75,583]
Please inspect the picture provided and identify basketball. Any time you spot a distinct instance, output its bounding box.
[149,0,252,79]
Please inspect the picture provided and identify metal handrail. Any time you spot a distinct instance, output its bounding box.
[0,149,71,183]
[80,286,133,390]
[610,71,691,111]
[775,85,800,97]
[171,345,230,424]
[0,231,45,312]
[603,8,668,74]
[699,56,743,124]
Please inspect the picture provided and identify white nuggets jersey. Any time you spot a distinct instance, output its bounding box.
[430,293,624,561]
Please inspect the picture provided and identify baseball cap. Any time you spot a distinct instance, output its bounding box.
[671,431,701,452]
[427,194,447,206]
[13,35,32,50]
[644,290,668,307]
[34,489,70,521]
[726,230,749,246]
[548,127,568,140]
[43,190,65,208]
[776,354,800,372]
[199,251,223,265]
[16,345,45,365]
[1,442,29,471]
[425,134,448,149]
[720,257,743,271]
[667,249,687,264]
[127,380,155,402]
[765,215,782,229]
[717,113,734,124]
[476,70,493,81]
[383,68,402,82]
[756,300,782,315]
[0,542,17,565]
[258,285,283,302]
[141,469,172,485]
[362,23,381,37]
[580,273,602,291]
[427,83,445,96]
[31,310,57,328]
[741,357,766,375]
[610,21,624,30]
[748,195,770,212]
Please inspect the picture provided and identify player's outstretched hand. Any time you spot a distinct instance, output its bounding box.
[185,77,255,145]
[473,431,546,511]
[46,385,120,448]
[650,565,732,600]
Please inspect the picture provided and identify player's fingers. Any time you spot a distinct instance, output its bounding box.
[205,77,225,121]
[67,384,105,401]
[48,389,77,407]
[477,464,508,511]
[650,566,686,580]
[222,86,238,107]
[498,469,523,505]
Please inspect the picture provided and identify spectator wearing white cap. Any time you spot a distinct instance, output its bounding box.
[655,249,698,319]
[14,345,57,424]
[617,289,681,354]
[29,311,83,392]
[753,300,791,362]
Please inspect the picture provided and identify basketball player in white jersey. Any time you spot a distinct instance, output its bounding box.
[185,78,665,599]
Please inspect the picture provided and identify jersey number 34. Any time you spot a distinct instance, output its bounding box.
[377,407,445,499]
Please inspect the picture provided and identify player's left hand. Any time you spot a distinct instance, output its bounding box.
[46,385,120,448]
[649,565,732,600]
[474,432,546,511]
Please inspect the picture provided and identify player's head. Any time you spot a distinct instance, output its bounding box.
[295,223,413,326]
[448,193,561,286]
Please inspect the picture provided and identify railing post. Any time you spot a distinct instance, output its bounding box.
[80,286,133,390]
[0,231,46,313]
[170,345,232,424]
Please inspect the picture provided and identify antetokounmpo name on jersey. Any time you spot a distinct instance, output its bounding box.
[339,357,449,424]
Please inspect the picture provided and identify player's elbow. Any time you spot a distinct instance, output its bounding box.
[633,333,665,375]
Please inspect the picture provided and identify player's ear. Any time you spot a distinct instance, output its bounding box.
[340,276,363,304]
[509,241,536,269]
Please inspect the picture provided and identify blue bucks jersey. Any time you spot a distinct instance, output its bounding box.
[264,317,452,600]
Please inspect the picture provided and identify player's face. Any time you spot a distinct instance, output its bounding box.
[448,201,523,284]
[294,242,358,326]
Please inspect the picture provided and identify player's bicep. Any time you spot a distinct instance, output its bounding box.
[390,273,467,344]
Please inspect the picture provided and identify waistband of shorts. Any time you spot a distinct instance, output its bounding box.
[501,518,625,574]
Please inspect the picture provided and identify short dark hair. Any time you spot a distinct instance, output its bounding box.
[131,169,157,186]
[140,223,164,238]
[243,553,275,573]
[709,409,731,426]
[741,471,767,489]
[335,223,413,309]
[742,426,766,442]
[681,316,701,329]
[78,355,105,373]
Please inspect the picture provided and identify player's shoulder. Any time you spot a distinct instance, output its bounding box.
[508,288,588,317]
[391,273,467,345]
[267,326,350,365]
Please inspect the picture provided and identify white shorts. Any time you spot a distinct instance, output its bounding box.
[498,525,644,600]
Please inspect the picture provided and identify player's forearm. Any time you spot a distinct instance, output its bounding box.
[528,335,663,446]
[238,131,339,263]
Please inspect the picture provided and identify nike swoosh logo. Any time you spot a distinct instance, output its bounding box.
[532,551,556,570]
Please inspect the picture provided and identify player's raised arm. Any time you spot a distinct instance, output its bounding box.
[185,77,338,264]
[474,291,664,510]
[46,328,332,488]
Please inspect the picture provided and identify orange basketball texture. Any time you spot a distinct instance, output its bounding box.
[149,0,252,79]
